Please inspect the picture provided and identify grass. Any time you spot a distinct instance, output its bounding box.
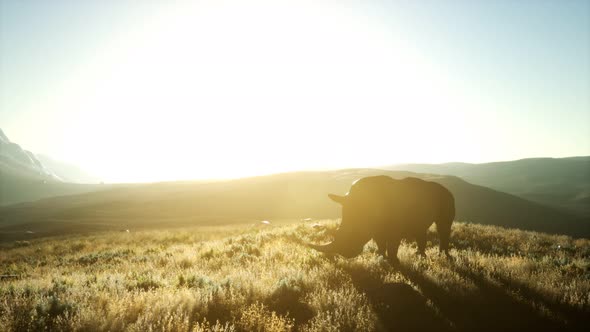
[0,220,589,331]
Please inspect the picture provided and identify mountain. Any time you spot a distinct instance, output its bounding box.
[0,128,59,181]
[36,154,102,184]
[384,157,590,217]
[1,169,587,241]
[0,128,109,206]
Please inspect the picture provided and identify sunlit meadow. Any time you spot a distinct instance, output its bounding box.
[1,221,588,332]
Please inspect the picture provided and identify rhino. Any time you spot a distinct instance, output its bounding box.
[310,175,455,263]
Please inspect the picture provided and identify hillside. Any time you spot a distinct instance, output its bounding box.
[385,157,590,216]
[1,221,588,331]
[0,174,115,207]
[1,169,587,241]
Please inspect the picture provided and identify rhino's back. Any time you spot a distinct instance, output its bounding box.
[353,176,450,217]
[351,176,442,199]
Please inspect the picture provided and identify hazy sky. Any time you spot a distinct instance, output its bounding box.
[1,0,589,182]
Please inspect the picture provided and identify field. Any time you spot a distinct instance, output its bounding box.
[1,220,589,332]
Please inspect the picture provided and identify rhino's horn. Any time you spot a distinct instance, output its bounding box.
[308,241,340,253]
[328,194,347,204]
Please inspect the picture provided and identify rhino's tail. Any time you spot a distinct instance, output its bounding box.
[437,189,455,255]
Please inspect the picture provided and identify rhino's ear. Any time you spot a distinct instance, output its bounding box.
[328,194,347,205]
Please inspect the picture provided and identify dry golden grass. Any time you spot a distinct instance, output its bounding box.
[1,221,589,331]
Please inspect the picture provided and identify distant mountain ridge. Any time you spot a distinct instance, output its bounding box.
[1,128,588,239]
[384,157,590,217]
[36,154,102,184]
[0,128,106,206]
[1,169,587,241]
[0,128,60,181]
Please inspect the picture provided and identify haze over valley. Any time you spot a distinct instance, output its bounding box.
[1,127,588,241]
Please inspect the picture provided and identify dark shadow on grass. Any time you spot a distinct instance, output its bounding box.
[396,260,574,332]
[264,282,315,325]
[345,264,452,332]
[449,259,590,332]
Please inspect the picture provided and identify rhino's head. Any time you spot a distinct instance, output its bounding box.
[308,192,373,258]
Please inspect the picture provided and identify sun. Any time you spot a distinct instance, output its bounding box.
[47,1,472,182]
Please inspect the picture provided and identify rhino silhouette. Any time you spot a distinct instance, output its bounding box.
[310,175,455,263]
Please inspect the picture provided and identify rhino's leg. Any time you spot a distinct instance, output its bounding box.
[375,236,387,257]
[437,221,452,257]
[416,232,427,257]
[387,237,401,265]
[438,192,455,257]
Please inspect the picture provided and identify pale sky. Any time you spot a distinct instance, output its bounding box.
[1,0,589,182]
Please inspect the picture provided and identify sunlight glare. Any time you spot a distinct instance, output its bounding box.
[49,0,472,182]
